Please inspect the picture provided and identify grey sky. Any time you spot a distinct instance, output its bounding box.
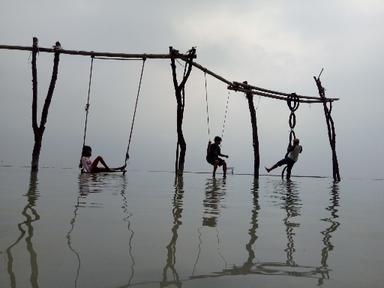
[0,0,383,179]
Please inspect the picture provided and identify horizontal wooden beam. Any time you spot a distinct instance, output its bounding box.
[228,85,337,103]
[184,60,339,103]
[232,81,339,102]
[0,44,194,60]
[1,43,339,104]
[190,60,233,86]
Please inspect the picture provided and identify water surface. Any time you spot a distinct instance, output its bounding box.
[0,167,383,287]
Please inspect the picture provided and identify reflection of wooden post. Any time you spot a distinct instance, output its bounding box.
[31,37,61,171]
[243,179,259,270]
[170,47,196,175]
[318,182,340,285]
[161,175,184,288]
[244,82,260,178]
[6,171,40,287]
[314,76,341,182]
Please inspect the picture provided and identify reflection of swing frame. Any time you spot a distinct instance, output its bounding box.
[5,172,40,288]
[66,174,135,288]
[111,176,340,288]
[188,180,339,286]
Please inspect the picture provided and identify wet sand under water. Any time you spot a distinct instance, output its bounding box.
[0,167,383,288]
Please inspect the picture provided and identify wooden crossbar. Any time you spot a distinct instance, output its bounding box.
[0,44,194,60]
[188,59,339,103]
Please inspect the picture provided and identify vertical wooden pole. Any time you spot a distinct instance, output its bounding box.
[170,47,196,175]
[31,37,40,171]
[314,76,341,181]
[30,38,61,171]
[244,82,260,178]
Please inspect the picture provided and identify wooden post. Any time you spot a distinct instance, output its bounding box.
[244,81,260,178]
[314,76,341,182]
[31,38,61,171]
[170,47,196,175]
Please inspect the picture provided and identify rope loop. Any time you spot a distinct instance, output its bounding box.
[289,112,296,129]
[287,93,300,112]
[286,92,299,147]
[289,130,296,145]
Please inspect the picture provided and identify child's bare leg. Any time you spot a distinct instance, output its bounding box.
[92,156,111,172]
[223,161,227,178]
[266,160,283,173]
[213,162,218,178]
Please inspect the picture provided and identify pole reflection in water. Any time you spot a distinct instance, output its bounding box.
[243,178,260,271]
[6,171,40,288]
[201,177,260,277]
[191,179,340,284]
[160,175,184,288]
[318,182,340,286]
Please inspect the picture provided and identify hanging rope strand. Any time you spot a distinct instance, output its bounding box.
[221,90,230,139]
[204,72,211,138]
[125,58,146,165]
[81,56,94,149]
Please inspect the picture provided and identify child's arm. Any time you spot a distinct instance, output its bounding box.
[219,152,229,158]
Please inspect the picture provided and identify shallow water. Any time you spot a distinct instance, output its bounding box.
[0,167,383,288]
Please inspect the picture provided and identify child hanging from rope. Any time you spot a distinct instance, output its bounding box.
[80,145,126,173]
[206,136,229,178]
[265,138,302,180]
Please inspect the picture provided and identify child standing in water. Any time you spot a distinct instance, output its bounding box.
[265,138,302,180]
[80,145,126,173]
[206,136,229,178]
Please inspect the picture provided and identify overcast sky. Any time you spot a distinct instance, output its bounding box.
[0,0,383,179]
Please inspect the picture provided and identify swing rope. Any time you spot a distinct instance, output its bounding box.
[204,72,231,140]
[124,58,146,165]
[81,56,94,152]
[221,90,230,139]
[204,72,211,138]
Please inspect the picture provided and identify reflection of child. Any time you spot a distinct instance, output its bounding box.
[206,136,229,178]
[265,138,302,180]
[80,145,126,173]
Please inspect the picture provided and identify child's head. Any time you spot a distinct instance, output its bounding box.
[214,136,222,144]
[82,145,92,157]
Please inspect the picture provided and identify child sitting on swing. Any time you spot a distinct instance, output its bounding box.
[80,145,126,173]
[206,136,229,178]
